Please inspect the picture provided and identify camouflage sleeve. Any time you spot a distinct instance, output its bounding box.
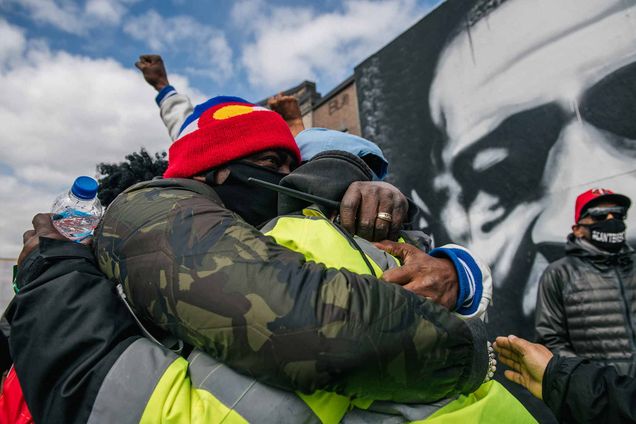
[95,181,488,403]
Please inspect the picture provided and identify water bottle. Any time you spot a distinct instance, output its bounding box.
[51,176,103,242]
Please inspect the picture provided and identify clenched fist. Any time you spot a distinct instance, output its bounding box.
[135,54,169,91]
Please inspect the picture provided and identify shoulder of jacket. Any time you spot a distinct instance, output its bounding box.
[548,254,584,271]
[540,258,574,286]
[542,255,595,293]
[123,178,223,203]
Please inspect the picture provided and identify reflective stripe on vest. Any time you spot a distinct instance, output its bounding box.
[341,398,454,423]
[143,355,249,424]
[88,338,176,424]
[188,349,321,423]
[92,338,252,424]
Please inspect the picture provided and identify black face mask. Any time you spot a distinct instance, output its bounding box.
[207,161,286,227]
[581,219,627,253]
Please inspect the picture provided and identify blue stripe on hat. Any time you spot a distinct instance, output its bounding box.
[429,247,483,316]
[178,96,251,136]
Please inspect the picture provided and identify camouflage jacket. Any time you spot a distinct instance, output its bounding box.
[94,178,488,403]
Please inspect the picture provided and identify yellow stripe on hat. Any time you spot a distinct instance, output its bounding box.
[213,105,266,120]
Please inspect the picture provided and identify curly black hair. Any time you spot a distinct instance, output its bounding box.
[96,148,167,207]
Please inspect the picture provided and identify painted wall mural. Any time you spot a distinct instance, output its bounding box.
[356,0,636,419]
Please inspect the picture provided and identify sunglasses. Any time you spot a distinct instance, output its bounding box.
[581,206,627,221]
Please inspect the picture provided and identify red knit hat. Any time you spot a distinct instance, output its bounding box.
[163,96,301,178]
[574,188,631,223]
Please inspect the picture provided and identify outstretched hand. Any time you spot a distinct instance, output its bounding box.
[375,240,458,310]
[18,213,85,266]
[493,335,553,400]
[135,54,169,91]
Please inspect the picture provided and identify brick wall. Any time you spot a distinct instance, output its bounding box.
[311,81,361,135]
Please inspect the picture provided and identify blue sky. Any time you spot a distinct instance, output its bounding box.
[0,0,436,256]
[1,0,436,98]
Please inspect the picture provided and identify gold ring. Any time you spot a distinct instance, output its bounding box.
[376,212,393,222]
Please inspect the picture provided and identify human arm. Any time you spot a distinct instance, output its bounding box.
[95,178,489,403]
[267,94,305,137]
[494,335,552,400]
[534,268,576,356]
[158,90,193,141]
[495,335,636,423]
[8,216,242,423]
[135,54,193,141]
[542,355,636,423]
[278,154,478,314]
[376,241,492,319]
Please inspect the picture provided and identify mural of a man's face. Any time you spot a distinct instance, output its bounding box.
[428,0,636,315]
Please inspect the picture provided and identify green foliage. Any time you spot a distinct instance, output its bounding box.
[96,148,168,207]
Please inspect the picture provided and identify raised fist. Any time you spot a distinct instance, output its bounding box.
[135,54,169,91]
[267,93,305,136]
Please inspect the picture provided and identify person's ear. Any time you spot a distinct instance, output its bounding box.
[193,168,230,185]
[572,224,585,238]
[213,168,231,184]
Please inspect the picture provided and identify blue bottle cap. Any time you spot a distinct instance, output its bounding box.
[71,176,98,200]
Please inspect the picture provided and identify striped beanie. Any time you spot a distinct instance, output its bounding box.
[164,96,301,178]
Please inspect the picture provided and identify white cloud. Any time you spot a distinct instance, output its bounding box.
[230,0,265,26]
[0,19,26,67]
[0,21,204,258]
[3,0,133,34]
[18,0,85,34]
[85,0,128,25]
[124,10,233,83]
[233,0,429,91]
[0,175,55,258]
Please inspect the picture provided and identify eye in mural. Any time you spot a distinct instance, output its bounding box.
[356,0,636,402]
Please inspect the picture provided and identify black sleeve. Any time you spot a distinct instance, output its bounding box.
[403,197,422,231]
[0,313,10,372]
[543,355,636,423]
[6,238,141,424]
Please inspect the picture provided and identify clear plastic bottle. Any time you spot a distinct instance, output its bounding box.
[51,176,103,242]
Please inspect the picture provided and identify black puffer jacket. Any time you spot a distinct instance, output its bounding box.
[535,235,636,376]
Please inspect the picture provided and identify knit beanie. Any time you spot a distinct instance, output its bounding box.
[295,128,388,180]
[163,96,301,178]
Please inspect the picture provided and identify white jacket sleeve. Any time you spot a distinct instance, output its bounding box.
[155,85,194,141]
[429,244,493,320]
